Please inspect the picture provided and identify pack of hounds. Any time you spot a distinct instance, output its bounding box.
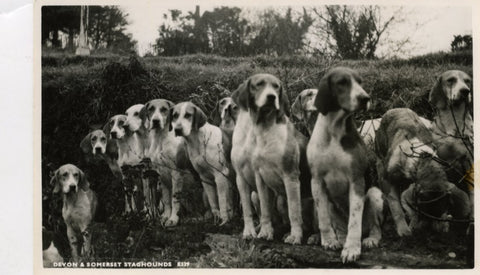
[45,67,473,265]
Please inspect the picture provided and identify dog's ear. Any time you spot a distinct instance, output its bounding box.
[315,72,338,115]
[51,169,60,194]
[232,78,250,110]
[291,93,304,120]
[192,105,207,131]
[429,75,447,110]
[277,84,290,122]
[80,132,92,154]
[165,100,174,109]
[103,119,112,137]
[78,168,89,191]
[168,108,174,131]
[212,101,222,126]
[140,103,149,128]
[106,138,118,160]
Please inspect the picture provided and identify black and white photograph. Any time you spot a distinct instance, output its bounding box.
[36,0,475,270]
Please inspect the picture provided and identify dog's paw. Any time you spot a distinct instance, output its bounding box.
[219,217,230,226]
[362,237,379,248]
[396,224,412,237]
[165,216,179,227]
[321,238,342,250]
[211,209,221,225]
[283,232,302,245]
[341,244,361,263]
[257,224,274,241]
[307,233,321,245]
[160,214,170,225]
[242,226,257,240]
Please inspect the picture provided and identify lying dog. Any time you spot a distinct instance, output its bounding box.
[170,102,235,225]
[429,70,473,219]
[51,164,97,262]
[307,67,382,262]
[234,73,310,244]
[375,108,470,236]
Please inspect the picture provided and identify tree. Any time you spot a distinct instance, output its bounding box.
[249,8,313,56]
[312,5,403,59]
[42,6,80,49]
[451,35,472,52]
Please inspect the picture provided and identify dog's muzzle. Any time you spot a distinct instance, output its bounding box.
[94,147,102,154]
[110,131,117,139]
[174,128,183,136]
[358,95,371,110]
[152,119,161,129]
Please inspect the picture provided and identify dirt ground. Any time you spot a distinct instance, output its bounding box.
[87,213,472,269]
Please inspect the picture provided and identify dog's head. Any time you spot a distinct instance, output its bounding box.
[231,73,289,124]
[142,99,174,131]
[51,164,88,195]
[125,104,146,132]
[169,102,207,137]
[291,88,318,121]
[429,70,472,110]
[214,97,238,127]
[80,129,107,155]
[104,114,128,140]
[315,67,370,115]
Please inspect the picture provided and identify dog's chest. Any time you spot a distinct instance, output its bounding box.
[117,137,144,166]
[63,194,93,231]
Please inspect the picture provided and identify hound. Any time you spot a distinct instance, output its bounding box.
[104,114,144,213]
[428,70,473,219]
[214,96,239,136]
[51,164,97,262]
[375,108,470,237]
[291,88,319,136]
[170,102,235,225]
[234,73,311,245]
[142,99,194,226]
[307,67,382,262]
[80,129,122,179]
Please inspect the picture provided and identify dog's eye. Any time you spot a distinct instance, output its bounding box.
[62,172,68,178]
[356,78,363,85]
[101,137,106,142]
[160,107,167,112]
[232,106,238,110]
[256,80,265,87]
[465,79,471,84]
[447,77,456,84]
[134,112,139,116]
[173,113,179,120]
[338,78,349,85]
[91,136,97,142]
[148,106,155,112]
[272,83,279,89]
[118,121,124,127]
[184,113,192,119]
[73,173,78,178]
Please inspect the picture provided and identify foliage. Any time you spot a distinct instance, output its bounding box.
[451,35,472,52]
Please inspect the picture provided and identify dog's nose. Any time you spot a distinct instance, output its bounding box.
[110,132,117,139]
[460,88,470,97]
[95,147,102,153]
[174,128,183,136]
[152,119,160,128]
[266,94,276,102]
[358,95,370,106]
[69,185,77,192]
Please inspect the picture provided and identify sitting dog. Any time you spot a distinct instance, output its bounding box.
[428,70,473,219]
[307,67,382,262]
[234,73,311,245]
[170,102,235,225]
[291,88,319,136]
[80,129,122,179]
[375,108,470,236]
[214,96,239,137]
[142,99,195,226]
[51,164,97,262]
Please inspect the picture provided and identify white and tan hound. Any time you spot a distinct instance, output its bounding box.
[235,73,311,245]
[291,88,319,136]
[213,96,239,136]
[307,67,382,262]
[374,108,470,237]
[170,102,235,225]
[142,98,194,226]
[80,129,122,179]
[429,70,473,219]
[51,164,97,262]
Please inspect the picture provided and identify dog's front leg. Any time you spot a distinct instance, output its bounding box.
[165,171,183,227]
[311,176,341,250]
[215,173,233,225]
[283,175,303,244]
[66,226,80,262]
[387,187,412,237]
[255,172,274,240]
[341,178,365,263]
[236,174,257,239]
[80,227,92,259]
[202,181,221,224]
[159,182,172,225]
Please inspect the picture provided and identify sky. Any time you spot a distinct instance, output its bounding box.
[121,4,472,57]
